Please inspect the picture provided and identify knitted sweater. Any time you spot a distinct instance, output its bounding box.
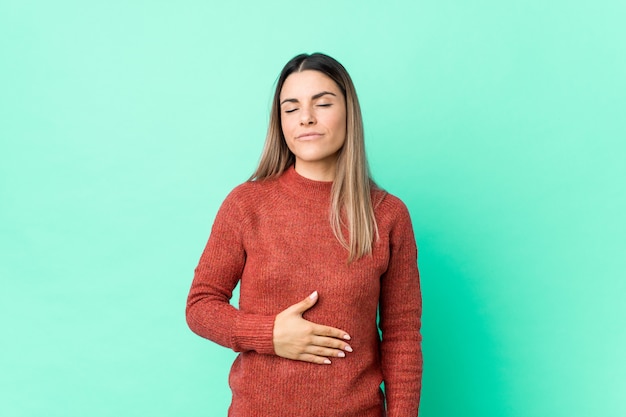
[186,165,422,417]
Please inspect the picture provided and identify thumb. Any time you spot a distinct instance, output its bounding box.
[290,290,319,315]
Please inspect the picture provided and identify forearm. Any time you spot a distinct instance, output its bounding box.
[186,281,276,354]
[381,322,423,416]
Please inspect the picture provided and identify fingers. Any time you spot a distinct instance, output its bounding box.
[311,323,351,341]
[298,338,352,365]
[288,290,319,315]
[304,343,351,359]
[286,293,352,341]
[310,335,353,353]
[298,353,333,365]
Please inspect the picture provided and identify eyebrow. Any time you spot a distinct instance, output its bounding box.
[280,91,337,106]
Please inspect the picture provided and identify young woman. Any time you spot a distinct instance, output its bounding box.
[186,53,422,417]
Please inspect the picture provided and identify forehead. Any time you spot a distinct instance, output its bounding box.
[280,70,342,99]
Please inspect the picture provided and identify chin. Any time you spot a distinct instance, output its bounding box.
[296,154,333,163]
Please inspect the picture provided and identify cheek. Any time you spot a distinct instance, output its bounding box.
[280,117,295,139]
[331,112,347,137]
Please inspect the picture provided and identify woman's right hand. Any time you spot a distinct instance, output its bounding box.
[273,291,353,364]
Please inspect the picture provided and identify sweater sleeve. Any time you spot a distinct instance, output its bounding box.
[379,200,423,417]
[185,189,276,355]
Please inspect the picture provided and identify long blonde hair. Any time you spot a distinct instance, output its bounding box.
[250,53,378,262]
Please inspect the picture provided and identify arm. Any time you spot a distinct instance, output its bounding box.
[379,201,423,416]
[185,188,352,360]
[185,190,276,354]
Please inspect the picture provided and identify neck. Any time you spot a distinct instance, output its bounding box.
[294,159,337,182]
[278,165,333,202]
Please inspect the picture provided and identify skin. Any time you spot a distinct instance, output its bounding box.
[273,291,353,365]
[279,70,347,182]
[272,70,353,364]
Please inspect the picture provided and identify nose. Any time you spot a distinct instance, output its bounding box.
[299,107,316,125]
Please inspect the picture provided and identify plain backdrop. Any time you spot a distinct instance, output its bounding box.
[1,1,625,416]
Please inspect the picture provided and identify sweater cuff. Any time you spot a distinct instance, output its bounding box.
[232,313,276,355]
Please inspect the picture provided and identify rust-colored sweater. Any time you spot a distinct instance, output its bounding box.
[186,166,422,417]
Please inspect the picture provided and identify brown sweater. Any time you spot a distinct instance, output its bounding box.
[186,165,422,417]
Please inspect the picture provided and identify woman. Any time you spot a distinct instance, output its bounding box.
[186,53,422,416]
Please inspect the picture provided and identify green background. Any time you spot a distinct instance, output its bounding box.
[1,1,624,416]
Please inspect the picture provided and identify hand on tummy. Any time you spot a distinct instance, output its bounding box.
[273,290,353,364]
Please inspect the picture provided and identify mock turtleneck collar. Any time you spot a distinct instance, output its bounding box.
[278,165,333,202]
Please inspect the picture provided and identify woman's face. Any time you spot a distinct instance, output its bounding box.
[279,70,347,178]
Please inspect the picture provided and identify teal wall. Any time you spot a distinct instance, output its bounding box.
[1,1,624,416]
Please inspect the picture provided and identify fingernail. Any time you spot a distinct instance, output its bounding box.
[309,291,318,300]
[324,359,331,364]
[344,345,353,353]
[343,334,351,341]
[337,351,345,358]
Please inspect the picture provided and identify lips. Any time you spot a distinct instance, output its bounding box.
[296,132,323,139]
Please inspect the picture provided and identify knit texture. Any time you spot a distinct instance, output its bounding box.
[186,165,422,417]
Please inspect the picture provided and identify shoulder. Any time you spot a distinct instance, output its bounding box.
[372,189,418,253]
[212,178,280,231]
[223,177,280,204]
[372,188,412,225]
[218,177,281,219]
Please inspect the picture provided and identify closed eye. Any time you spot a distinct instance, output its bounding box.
[284,108,298,113]
[317,103,332,107]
